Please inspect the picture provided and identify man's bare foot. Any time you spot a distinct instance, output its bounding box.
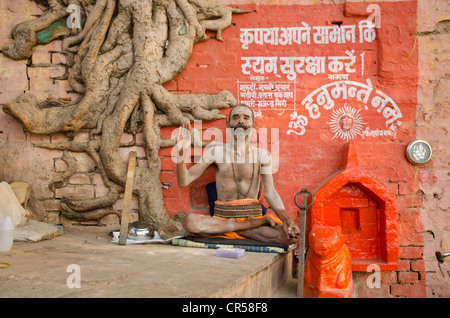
[244,216,276,228]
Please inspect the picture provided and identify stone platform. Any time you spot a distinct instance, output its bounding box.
[0,230,295,298]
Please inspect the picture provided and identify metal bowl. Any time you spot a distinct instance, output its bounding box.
[129,227,150,236]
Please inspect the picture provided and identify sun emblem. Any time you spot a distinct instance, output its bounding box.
[327,103,366,142]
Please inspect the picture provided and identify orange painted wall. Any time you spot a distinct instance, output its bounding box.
[158,1,423,297]
[161,1,418,221]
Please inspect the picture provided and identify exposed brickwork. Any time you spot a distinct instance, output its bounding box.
[416,0,450,298]
[0,0,447,298]
[390,245,427,297]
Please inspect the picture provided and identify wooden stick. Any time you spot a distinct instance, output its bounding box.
[297,192,307,298]
[118,151,137,245]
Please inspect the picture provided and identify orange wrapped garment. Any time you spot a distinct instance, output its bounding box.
[189,199,283,240]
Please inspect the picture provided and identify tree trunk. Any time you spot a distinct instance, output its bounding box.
[1,0,247,228]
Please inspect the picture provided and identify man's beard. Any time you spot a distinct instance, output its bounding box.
[231,124,252,138]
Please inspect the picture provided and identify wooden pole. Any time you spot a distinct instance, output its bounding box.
[294,188,313,298]
[118,151,137,245]
[297,192,307,298]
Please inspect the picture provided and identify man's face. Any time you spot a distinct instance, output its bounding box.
[228,106,254,134]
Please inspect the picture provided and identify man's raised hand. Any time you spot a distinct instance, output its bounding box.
[176,121,192,161]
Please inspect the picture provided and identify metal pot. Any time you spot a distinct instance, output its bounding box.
[129,227,151,236]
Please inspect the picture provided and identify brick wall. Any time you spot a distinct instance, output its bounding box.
[415,0,450,298]
[0,0,448,297]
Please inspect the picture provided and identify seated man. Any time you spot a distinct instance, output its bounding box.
[176,104,300,245]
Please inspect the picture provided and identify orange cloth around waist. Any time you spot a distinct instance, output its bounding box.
[215,199,259,205]
[188,213,283,240]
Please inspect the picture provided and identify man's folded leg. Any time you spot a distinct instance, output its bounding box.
[182,213,282,241]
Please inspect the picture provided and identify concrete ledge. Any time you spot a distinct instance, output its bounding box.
[211,248,293,298]
[0,231,294,298]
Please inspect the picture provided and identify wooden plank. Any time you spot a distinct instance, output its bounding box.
[294,188,313,298]
[118,151,137,245]
[297,192,307,298]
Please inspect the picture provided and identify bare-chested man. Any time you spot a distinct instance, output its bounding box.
[176,104,300,245]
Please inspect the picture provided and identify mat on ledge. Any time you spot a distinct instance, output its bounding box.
[172,235,290,253]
